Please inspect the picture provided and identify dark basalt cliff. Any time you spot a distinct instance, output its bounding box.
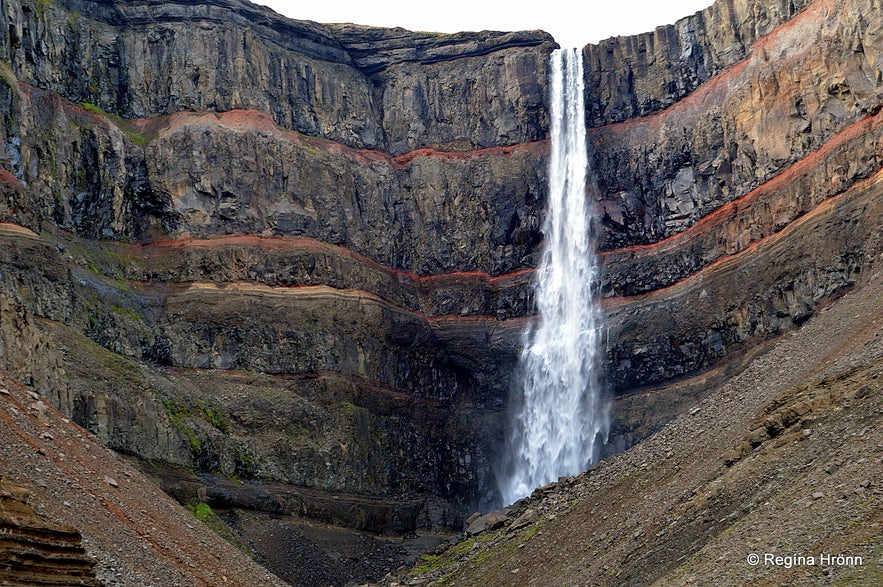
[0,0,554,530]
[0,0,881,577]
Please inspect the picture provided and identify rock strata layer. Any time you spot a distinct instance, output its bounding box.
[0,476,98,587]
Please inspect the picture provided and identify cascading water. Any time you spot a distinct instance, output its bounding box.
[498,47,609,505]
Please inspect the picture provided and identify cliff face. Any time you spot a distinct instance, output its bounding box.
[0,0,881,546]
[0,0,553,526]
[387,261,883,587]
[592,0,883,395]
[2,0,550,153]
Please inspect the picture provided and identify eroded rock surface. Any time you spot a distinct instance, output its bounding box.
[0,476,99,587]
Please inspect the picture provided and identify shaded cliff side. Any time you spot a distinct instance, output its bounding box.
[0,0,556,525]
[379,252,883,587]
[0,1,881,576]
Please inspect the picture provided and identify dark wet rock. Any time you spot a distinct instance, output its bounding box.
[466,510,510,536]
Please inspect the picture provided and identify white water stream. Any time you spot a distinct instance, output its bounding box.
[499,47,609,505]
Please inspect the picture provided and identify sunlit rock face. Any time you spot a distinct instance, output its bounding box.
[0,0,881,520]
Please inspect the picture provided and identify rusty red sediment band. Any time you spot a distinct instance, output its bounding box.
[601,166,883,310]
[3,151,879,317]
[128,233,537,288]
[601,108,883,262]
[117,107,883,294]
[3,125,879,312]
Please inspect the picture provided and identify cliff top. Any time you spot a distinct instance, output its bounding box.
[60,0,554,74]
[327,24,554,74]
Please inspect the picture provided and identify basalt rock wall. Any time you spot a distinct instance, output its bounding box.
[0,0,552,153]
[0,0,554,517]
[0,0,881,519]
[590,0,883,249]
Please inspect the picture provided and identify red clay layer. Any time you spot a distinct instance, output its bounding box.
[130,233,536,290]
[3,0,864,309]
[136,108,547,169]
[170,162,879,323]
[122,106,882,294]
[5,146,877,333]
[8,94,879,315]
[601,166,883,310]
[167,281,496,325]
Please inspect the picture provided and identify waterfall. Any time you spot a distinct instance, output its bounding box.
[498,47,609,505]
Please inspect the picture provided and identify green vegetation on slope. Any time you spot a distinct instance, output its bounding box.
[79,102,150,147]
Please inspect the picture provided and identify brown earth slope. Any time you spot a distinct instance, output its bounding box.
[0,475,98,586]
[0,370,288,587]
[384,266,883,586]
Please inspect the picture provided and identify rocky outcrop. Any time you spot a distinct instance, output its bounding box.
[330,25,553,154]
[0,476,99,587]
[606,167,883,389]
[0,224,72,404]
[591,0,883,248]
[143,110,546,273]
[584,0,815,126]
[0,79,547,274]
[600,108,883,297]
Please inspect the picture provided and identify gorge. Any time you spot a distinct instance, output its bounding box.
[0,0,881,585]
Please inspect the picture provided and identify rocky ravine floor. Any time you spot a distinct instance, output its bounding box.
[0,370,289,586]
[380,266,883,586]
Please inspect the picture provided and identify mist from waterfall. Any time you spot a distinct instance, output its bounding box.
[498,47,609,505]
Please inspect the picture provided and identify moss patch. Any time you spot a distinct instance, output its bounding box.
[79,101,150,147]
[34,0,54,18]
[42,229,143,281]
[186,502,255,558]
[161,397,231,435]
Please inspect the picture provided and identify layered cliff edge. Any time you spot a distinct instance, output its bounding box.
[0,0,881,582]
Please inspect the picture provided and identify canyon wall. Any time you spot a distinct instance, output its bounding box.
[0,0,881,524]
